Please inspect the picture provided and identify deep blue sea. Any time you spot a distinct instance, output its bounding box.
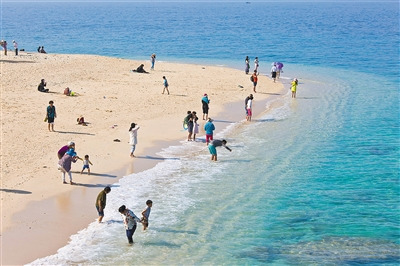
[2,1,399,265]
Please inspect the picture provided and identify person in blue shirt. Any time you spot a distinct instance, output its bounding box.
[204,118,215,146]
[162,76,169,95]
[201,93,210,120]
[46,100,56,131]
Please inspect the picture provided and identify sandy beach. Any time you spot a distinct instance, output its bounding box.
[1,52,283,265]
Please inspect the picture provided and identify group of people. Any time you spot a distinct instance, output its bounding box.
[37,46,47,53]
[95,186,153,244]
[0,40,18,55]
[56,141,93,184]
[183,111,232,161]
[184,111,200,141]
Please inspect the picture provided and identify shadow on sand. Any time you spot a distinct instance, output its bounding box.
[0,188,32,194]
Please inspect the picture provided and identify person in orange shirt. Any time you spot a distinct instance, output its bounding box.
[251,70,258,93]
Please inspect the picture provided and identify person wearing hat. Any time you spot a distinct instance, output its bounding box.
[58,141,75,159]
[12,40,18,56]
[58,142,81,185]
[201,93,210,120]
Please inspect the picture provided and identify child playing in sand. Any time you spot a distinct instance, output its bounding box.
[162,76,170,95]
[80,155,93,175]
[141,200,153,231]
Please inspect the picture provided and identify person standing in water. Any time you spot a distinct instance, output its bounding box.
[208,139,232,161]
[245,56,250,74]
[291,78,298,98]
[119,205,141,244]
[96,186,111,223]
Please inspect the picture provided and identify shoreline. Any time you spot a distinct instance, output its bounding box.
[1,52,284,265]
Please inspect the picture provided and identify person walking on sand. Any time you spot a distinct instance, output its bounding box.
[201,93,210,120]
[96,186,111,223]
[162,76,170,95]
[150,53,156,70]
[12,40,18,56]
[291,78,298,98]
[80,154,93,175]
[141,200,153,231]
[58,148,81,185]
[245,56,250,74]
[208,139,232,161]
[251,70,258,93]
[204,118,215,146]
[246,95,253,121]
[129,123,140,157]
[119,205,142,244]
[254,57,259,73]
[271,63,277,83]
[46,100,56,132]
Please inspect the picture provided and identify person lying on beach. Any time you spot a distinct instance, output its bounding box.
[132,64,149,73]
[38,79,49,92]
[208,139,232,161]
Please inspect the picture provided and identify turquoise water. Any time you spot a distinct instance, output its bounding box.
[3,1,399,265]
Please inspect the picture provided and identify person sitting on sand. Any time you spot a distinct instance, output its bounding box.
[132,64,148,73]
[38,79,49,92]
[39,46,47,54]
[77,116,88,126]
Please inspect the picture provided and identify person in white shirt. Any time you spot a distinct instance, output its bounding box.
[254,57,259,73]
[119,205,141,244]
[128,122,140,157]
[271,64,277,83]
[246,96,253,121]
[12,40,18,56]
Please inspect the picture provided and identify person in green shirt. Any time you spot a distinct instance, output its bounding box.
[95,186,111,223]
